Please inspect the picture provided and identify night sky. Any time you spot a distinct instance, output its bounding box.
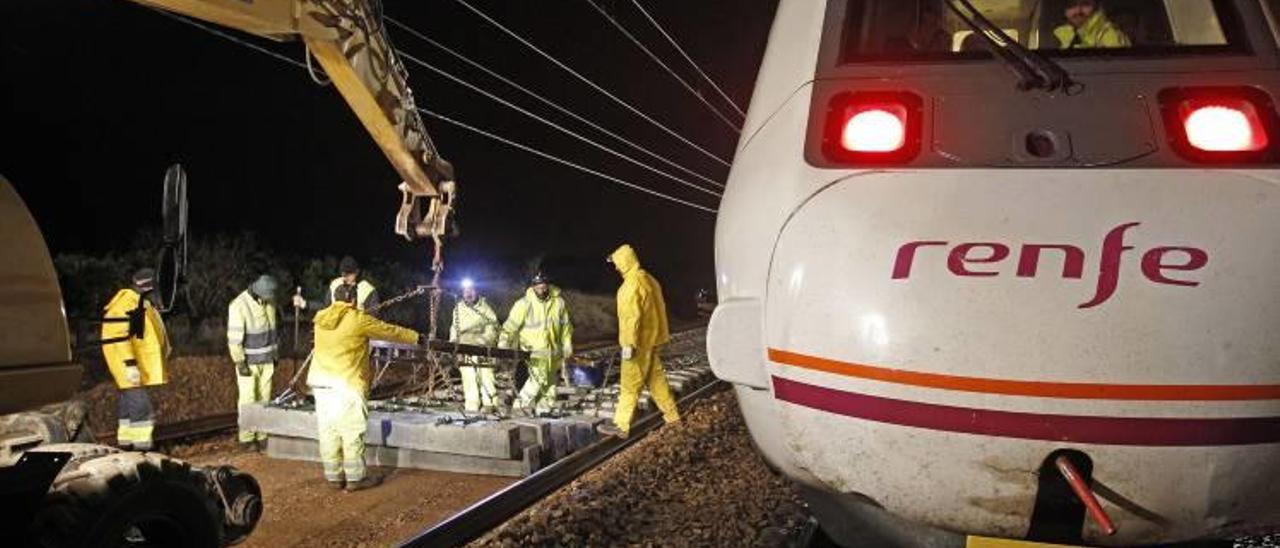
[1,0,778,298]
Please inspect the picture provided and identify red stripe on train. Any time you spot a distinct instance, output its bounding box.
[771,376,1280,446]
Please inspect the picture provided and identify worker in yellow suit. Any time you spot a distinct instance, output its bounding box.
[227,275,279,451]
[450,278,500,412]
[500,273,573,414]
[101,268,170,450]
[598,245,679,438]
[307,284,419,491]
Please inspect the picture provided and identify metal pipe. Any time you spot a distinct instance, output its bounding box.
[1054,455,1116,536]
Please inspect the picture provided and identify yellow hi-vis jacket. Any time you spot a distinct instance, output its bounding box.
[499,286,573,359]
[307,302,417,396]
[329,278,378,311]
[227,290,278,366]
[101,288,170,388]
[610,244,670,350]
[450,297,499,346]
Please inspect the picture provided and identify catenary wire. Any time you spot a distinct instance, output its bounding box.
[419,107,716,214]
[453,0,732,168]
[582,0,742,133]
[396,49,721,198]
[630,0,746,117]
[152,9,719,215]
[386,17,725,189]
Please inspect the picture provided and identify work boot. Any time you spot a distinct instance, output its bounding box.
[325,480,345,491]
[238,441,257,453]
[596,423,628,439]
[344,475,383,492]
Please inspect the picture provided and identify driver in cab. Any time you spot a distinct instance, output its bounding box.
[1054,0,1131,49]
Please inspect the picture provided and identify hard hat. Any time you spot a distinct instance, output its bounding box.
[250,275,279,299]
[132,268,157,292]
[461,277,475,290]
[339,256,360,275]
[529,272,549,286]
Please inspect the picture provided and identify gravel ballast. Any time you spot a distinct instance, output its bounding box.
[475,388,810,547]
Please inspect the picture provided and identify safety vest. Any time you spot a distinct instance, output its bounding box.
[329,278,376,311]
[227,290,278,365]
[307,302,418,395]
[1054,9,1130,49]
[450,297,499,346]
[101,288,170,388]
[500,286,573,359]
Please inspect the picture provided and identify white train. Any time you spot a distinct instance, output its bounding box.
[707,0,1280,546]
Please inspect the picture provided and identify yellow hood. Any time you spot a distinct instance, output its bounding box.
[314,301,354,330]
[610,244,640,276]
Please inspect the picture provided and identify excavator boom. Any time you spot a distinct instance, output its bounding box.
[129,0,455,238]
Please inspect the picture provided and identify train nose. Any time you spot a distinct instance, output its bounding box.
[757,169,1280,544]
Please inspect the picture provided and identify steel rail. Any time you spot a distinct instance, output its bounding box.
[397,378,725,547]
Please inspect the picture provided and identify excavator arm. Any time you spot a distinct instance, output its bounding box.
[128,0,455,240]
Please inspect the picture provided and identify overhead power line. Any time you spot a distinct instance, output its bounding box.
[386,17,724,190]
[583,0,742,133]
[151,8,718,216]
[453,0,732,168]
[396,49,720,198]
[420,108,717,214]
[630,0,746,117]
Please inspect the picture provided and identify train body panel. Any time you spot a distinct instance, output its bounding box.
[712,0,1280,544]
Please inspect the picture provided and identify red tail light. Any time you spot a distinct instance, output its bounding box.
[823,91,922,164]
[1160,87,1278,163]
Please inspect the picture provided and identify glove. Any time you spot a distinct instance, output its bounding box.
[292,295,308,309]
[621,346,634,360]
[123,359,142,385]
[236,361,251,376]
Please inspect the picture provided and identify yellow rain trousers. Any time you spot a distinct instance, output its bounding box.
[236,364,274,442]
[228,290,278,442]
[609,245,679,433]
[450,297,500,410]
[307,302,418,482]
[102,288,169,449]
[500,286,573,412]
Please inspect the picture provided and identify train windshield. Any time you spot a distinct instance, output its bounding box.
[839,0,1246,63]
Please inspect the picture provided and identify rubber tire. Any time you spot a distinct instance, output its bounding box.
[29,451,223,548]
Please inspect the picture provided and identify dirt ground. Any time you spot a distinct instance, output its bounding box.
[187,444,514,547]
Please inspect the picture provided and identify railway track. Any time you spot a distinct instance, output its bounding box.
[397,378,725,548]
[94,412,239,447]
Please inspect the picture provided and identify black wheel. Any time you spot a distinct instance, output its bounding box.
[29,452,223,548]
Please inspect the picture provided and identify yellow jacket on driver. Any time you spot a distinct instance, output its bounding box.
[101,288,170,388]
[611,244,670,350]
[307,301,418,396]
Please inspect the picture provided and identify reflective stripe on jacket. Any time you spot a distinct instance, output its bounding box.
[499,286,573,359]
[101,288,169,388]
[450,298,499,346]
[228,289,278,365]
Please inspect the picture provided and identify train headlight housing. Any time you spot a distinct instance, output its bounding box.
[823,91,922,164]
[1160,87,1278,163]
